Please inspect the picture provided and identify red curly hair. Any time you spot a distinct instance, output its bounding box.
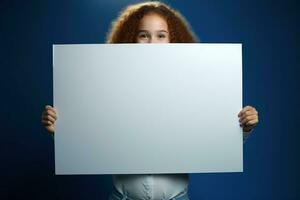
[106,1,198,43]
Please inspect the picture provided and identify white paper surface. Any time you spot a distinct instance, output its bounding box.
[53,44,243,175]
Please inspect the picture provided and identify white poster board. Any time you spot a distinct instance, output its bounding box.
[53,44,243,175]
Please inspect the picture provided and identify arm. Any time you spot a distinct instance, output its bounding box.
[243,130,252,143]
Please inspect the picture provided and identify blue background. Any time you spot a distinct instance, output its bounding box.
[1,0,299,199]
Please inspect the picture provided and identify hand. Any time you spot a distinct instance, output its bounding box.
[238,105,259,133]
[41,105,57,134]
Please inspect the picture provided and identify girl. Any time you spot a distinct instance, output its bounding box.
[42,2,259,200]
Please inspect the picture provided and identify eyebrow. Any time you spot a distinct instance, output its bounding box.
[157,30,169,33]
[137,30,169,33]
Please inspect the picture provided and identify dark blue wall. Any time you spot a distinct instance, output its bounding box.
[1,0,299,199]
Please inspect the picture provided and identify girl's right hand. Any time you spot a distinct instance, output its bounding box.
[41,105,57,134]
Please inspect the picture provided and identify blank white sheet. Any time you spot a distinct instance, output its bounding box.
[53,44,243,175]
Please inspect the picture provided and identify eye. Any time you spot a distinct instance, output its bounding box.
[158,34,166,38]
[138,32,149,39]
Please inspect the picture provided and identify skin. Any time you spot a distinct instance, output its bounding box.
[41,105,57,133]
[136,12,170,43]
[42,13,259,134]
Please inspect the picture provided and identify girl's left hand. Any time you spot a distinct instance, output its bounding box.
[238,105,259,132]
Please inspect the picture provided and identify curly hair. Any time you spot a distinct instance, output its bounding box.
[106,1,198,43]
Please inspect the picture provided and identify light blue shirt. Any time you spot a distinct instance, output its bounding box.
[113,174,188,200]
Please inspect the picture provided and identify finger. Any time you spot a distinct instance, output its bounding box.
[42,106,51,117]
[45,109,57,120]
[45,105,57,113]
[239,112,257,121]
[240,115,257,125]
[246,119,259,126]
[240,114,257,124]
[41,111,48,121]
[45,105,53,110]
[239,108,257,118]
[43,114,56,123]
[238,106,253,117]
[242,110,258,118]
[42,119,53,125]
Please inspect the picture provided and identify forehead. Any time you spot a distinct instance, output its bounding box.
[138,12,168,29]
